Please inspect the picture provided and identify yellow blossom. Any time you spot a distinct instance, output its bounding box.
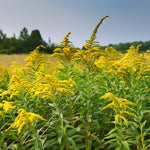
[1,75,31,99]
[6,109,46,134]
[101,93,135,125]
[0,103,3,108]
[2,100,16,112]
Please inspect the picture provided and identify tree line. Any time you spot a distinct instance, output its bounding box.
[0,27,150,54]
[101,40,150,52]
[0,27,57,54]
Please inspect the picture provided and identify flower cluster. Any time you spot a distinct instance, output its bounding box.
[7,108,45,134]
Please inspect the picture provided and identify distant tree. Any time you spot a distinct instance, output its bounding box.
[19,27,30,53]
[0,30,6,51]
[47,37,51,47]
[19,27,29,41]
[0,30,6,42]
[28,29,46,51]
[82,46,87,50]
[108,44,113,47]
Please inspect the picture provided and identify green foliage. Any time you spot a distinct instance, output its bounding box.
[0,28,57,54]
[0,16,150,149]
[101,40,150,52]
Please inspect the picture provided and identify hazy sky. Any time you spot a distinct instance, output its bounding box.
[0,0,150,48]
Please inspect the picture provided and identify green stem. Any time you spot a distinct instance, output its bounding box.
[66,97,74,126]
[31,123,44,150]
[140,122,145,148]
[119,118,123,150]
[55,101,69,150]
[86,69,91,150]
[18,134,25,150]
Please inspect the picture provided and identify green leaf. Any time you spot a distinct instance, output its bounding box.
[68,138,79,150]
[146,143,150,148]
[44,138,58,148]
[57,126,64,145]
[122,141,130,150]
[106,127,118,136]
[143,129,150,136]
[104,133,117,139]
[105,138,117,144]
[60,141,65,150]
[115,145,121,150]
[34,139,39,150]
[141,120,147,129]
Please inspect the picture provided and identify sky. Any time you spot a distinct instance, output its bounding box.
[0,0,150,48]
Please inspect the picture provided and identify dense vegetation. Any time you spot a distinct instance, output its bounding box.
[0,28,57,54]
[101,41,150,53]
[0,16,150,149]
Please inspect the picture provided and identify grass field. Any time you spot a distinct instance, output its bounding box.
[0,54,58,67]
[0,54,28,67]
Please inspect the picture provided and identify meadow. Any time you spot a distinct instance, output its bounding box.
[0,54,28,67]
[0,16,150,150]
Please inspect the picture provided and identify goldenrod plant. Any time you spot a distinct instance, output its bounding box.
[51,32,77,65]
[101,93,136,149]
[73,16,109,73]
[0,16,150,149]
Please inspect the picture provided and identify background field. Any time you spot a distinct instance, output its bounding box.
[0,54,58,67]
[0,54,28,67]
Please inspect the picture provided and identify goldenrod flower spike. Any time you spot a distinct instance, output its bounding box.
[59,32,72,48]
[101,93,135,126]
[25,45,48,71]
[136,44,142,53]
[90,15,109,43]
[85,15,109,49]
[6,109,46,134]
[2,100,16,112]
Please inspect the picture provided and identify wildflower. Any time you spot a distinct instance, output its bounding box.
[109,45,148,83]
[6,109,46,134]
[0,101,15,117]
[0,103,3,108]
[59,32,72,48]
[51,32,77,64]
[1,75,31,99]
[2,100,16,112]
[25,45,48,71]
[101,93,135,125]
[0,101,15,112]
[84,15,109,49]
[31,72,75,99]
[115,114,128,126]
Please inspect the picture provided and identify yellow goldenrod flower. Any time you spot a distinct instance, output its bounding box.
[2,100,16,112]
[0,101,15,117]
[51,32,77,64]
[108,45,149,83]
[0,103,3,108]
[59,32,72,48]
[0,111,2,115]
[31,72,75,99]
[25,45,48,71]
[1,75,31,99]
[115,114,128,126]
[7,109,46,134]
[84,15,109,49]
[101,93,135,125]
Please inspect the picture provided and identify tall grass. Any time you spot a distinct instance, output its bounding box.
[0,54,28,67]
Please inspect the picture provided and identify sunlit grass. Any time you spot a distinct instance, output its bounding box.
[0,54,58,67]
[0,54,28,67]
